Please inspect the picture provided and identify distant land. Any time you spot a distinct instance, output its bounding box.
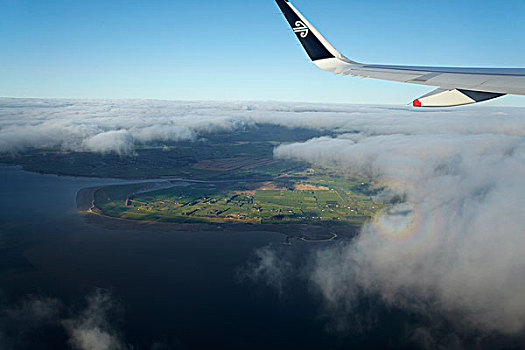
[0,125,326,180]
[0,124,385,226]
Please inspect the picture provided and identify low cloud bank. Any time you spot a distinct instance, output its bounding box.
[1,98,524,155]
[273,118,525,340]
[83,130,134,155]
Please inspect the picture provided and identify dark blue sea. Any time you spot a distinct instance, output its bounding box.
[0,165,437,349]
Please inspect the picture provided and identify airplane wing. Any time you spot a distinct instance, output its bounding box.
[275,0,525,107]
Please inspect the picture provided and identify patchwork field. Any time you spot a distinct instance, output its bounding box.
[93,168,385,225]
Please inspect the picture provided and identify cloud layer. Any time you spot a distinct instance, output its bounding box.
[273,111,525,340]
[1,98,524,155]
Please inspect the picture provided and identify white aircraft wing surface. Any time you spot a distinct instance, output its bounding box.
[276,0,525,107]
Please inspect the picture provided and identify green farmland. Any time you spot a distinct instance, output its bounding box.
[93,169,386,225]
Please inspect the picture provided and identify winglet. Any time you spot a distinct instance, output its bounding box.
[275,0,355,63]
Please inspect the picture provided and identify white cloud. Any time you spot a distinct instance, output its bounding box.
[63,289,126,350]
[63,289,127,350]
[83,130,134,155]
[274,122,525,336]
[0,290,128,350]
[239,245,293,297]
[1,98,524,155]
[130,125,196,144]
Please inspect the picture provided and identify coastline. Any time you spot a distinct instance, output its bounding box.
[76,185,362,239]
[0,163,366,241]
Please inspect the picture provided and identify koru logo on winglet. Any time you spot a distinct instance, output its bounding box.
[293,21,309,38]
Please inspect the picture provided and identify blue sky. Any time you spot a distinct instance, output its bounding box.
[1,0,524,106]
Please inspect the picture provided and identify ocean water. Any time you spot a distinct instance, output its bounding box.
[0,165,421,349]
